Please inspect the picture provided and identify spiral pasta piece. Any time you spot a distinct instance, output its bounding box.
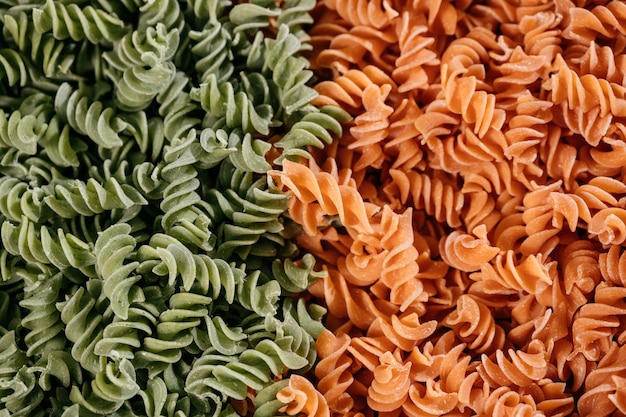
[191,73,274,136]
[367,351,411,412]
[0,366,45,417]
[186,340,310,401]
[443,294,505,354]
[383,168,464,228]
[159,132,213,251]
[478,340,548,388]
[277,374,330,417]
[599,245,626,287]
[33,0,128,44]
[189,19,235,85]
[564,1,626,45]
[19,272,65,357]
[68,358,140,415]
[578,343,626,417]
[1,216,96,275]
[440,225,499,272]
[276,158,377,235]
[571,283,626,362]
[57,280,108,374]
[54,82,127,149]
[105,24,178,111]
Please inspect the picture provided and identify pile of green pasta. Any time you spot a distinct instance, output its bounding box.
[0,0,348,415]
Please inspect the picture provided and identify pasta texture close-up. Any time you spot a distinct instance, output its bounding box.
[0,0,625,416]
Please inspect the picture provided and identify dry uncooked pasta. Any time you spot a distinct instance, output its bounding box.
[274,0,626,415]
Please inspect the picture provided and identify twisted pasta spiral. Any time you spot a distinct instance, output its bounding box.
[275,158,377,236]
[2,10,75,80]
[186,341,310,402]
[159,131,214,251]
[443,294,505,354]
[206,162,294,261]
[33,0,128,44]
[19,272,65,357]
[105,24,179,111]
[393,12,439,93]
[192,72,274,135]
[156,71,201,142]
[0,48,29,87]
[276,374,330,417]
[599,245,626,287]
[314,331,355,414]
[54,82,127,149]
[478,340,548,388]
[68,357,140,415]
[134,292,212,377]
[274,106,349,163]
[383,168,464,228]
[440,225,500,273]
[441,28,506,138]
[367,351,411,413]
[564,1,626,45]
[189,18,236,85]
[57,280,109,374]
[475,251,553,295]
[571,283,626,362]
[0,366,45,417]
[43,175,147,219]
[578,343,626,417]
[94,224,140,320]
[1,216,96,275]
[588,208,626,245]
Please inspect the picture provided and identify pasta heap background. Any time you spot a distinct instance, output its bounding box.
[0,0,625,416]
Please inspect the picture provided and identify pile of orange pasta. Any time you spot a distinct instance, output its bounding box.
[271,0,626,415]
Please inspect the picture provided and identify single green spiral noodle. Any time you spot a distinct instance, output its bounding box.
[159,131,215,251]
[1,216,96,275]
[105,24,179,111]
[54,82,127,149]
[19,272,66,357]
[57,279,110,374]
[33,0,129,44]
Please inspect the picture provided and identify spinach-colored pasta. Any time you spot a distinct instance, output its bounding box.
[1,217,96,274]
[32,0,129,44]
[188,13,236,84]
[1,367,45,417]
[43,176,147,219]
[54,82,126,149]
[159,132,215,251]
[156,71,201,142]
[33,350,83,391]
[206,161,294,261]
[57,280,109,375]
[2,11,75,80]
[19,272,65,357]
[137,0,184,32]
[104,23,179,111]
[0,331,27,384]
[0,107,47,155]
[0,48,29,87]
[0,177,46,222]
[0,0,347,415]
[191,73,275,136]
[67,358,140,415]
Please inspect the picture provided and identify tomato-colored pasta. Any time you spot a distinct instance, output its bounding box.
[277,375,330,417]
[275,0,626,413]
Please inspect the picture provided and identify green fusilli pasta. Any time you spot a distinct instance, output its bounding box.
[0,0,343,415]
